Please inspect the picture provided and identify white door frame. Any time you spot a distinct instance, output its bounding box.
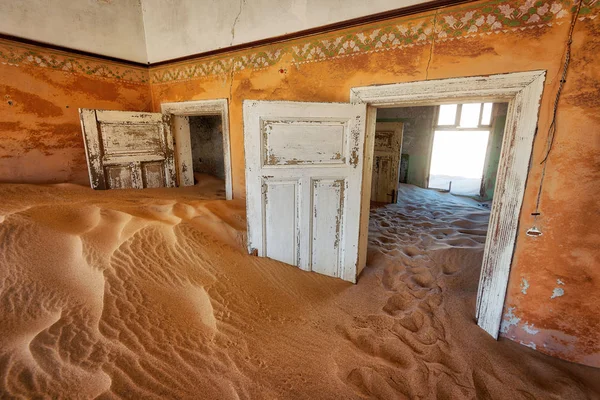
[350,70,546,339]
[161,99,233,200]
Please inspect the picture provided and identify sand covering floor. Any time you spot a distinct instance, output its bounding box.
[0,178,599,399]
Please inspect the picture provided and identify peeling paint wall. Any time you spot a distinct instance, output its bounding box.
[376,106,437,188]
[148,0,600,368]
[0,39,151,185]
[0,0,597,369]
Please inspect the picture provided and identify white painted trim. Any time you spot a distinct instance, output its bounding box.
[161,99,233,200]
[351,71,546,339]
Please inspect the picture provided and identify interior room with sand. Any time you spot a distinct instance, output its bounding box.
[0,0,599,398]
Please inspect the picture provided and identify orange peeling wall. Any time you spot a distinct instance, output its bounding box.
[0,0,597,368]
[148,0,600,367]
[0,40,151,184]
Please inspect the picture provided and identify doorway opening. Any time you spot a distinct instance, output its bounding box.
[189,115,226,187]
[161,99,233,200]
[368,102,509,325]
[351,71,545,339]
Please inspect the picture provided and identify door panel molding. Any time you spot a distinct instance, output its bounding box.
[350,70,546,339]
[244,100,367,282]
[79,109,175,190]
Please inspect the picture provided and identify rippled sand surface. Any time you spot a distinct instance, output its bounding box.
[1,179,598,399]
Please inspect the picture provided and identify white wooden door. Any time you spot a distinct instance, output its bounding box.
[244,100,367,282]
[370,122,403,203]
[79,109,176,189]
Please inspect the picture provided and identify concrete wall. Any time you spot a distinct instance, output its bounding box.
[149,0,600,367]
[189,116,225,180]
[0,39,151,184]
[0,0,148,63]
[376,106,437,188]
[140,0,427,63]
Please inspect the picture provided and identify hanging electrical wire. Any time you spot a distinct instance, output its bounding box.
[527,1,583,237]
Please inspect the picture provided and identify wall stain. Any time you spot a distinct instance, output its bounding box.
[19,123,83,156]
[563,19,600,119]
[0,121,22,131]
[0,85,63,117]
[24,66,125,101]
[434,38,498,59]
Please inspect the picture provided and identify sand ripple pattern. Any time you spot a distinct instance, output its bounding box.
[0,181,598,399]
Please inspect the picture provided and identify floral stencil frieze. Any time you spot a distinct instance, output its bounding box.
[151,0,597,84]
[2,0,597,85]
[0,40,149,84]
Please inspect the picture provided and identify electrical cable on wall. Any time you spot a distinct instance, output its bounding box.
[527,1,583,237]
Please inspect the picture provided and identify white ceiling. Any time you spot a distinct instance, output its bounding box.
[141,0,430,63]
[0,0,432,64]
[0,0,148,63]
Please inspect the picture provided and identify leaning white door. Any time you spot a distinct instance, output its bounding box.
[244,100,367,282]
[79,109,176,189]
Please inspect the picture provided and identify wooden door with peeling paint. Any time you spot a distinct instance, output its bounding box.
[371,122,403,203]
[244,100,367,282]
[79,109,176,189]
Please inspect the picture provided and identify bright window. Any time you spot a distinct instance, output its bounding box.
[437,104,457,125]
[428,103,495,196]
[459,103,481,128]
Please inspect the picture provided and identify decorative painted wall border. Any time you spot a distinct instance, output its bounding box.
[0,39,149,85]
[1,0,597,86]
[150,0,599,84]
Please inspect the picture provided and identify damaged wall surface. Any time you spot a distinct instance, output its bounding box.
[0,39,151,184]
[0,0,598,369]
[148,0,600,367]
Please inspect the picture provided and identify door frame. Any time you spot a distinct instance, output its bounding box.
[350,70,546,339]
[161,99,233,200]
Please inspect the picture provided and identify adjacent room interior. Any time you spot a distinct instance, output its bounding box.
[371,101,507,203]
[189,115,225,186]
[368,102,507,310]
[0,0,599,398]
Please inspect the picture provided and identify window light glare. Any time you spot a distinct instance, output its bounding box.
[459,103,481,128]
[481,103,493,125]
[429,130,490,178]
[438,104,457,125]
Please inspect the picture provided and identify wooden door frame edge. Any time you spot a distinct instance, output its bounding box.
[350,70,546,339]
[161,99,233,200]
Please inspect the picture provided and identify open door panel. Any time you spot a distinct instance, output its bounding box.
[243,100,367,282]
[371,122,403,203]
[79,109,176,189]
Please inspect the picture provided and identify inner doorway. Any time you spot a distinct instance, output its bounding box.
[161,99,233,199]
[189,115,226,185]
[351,71,546,339]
